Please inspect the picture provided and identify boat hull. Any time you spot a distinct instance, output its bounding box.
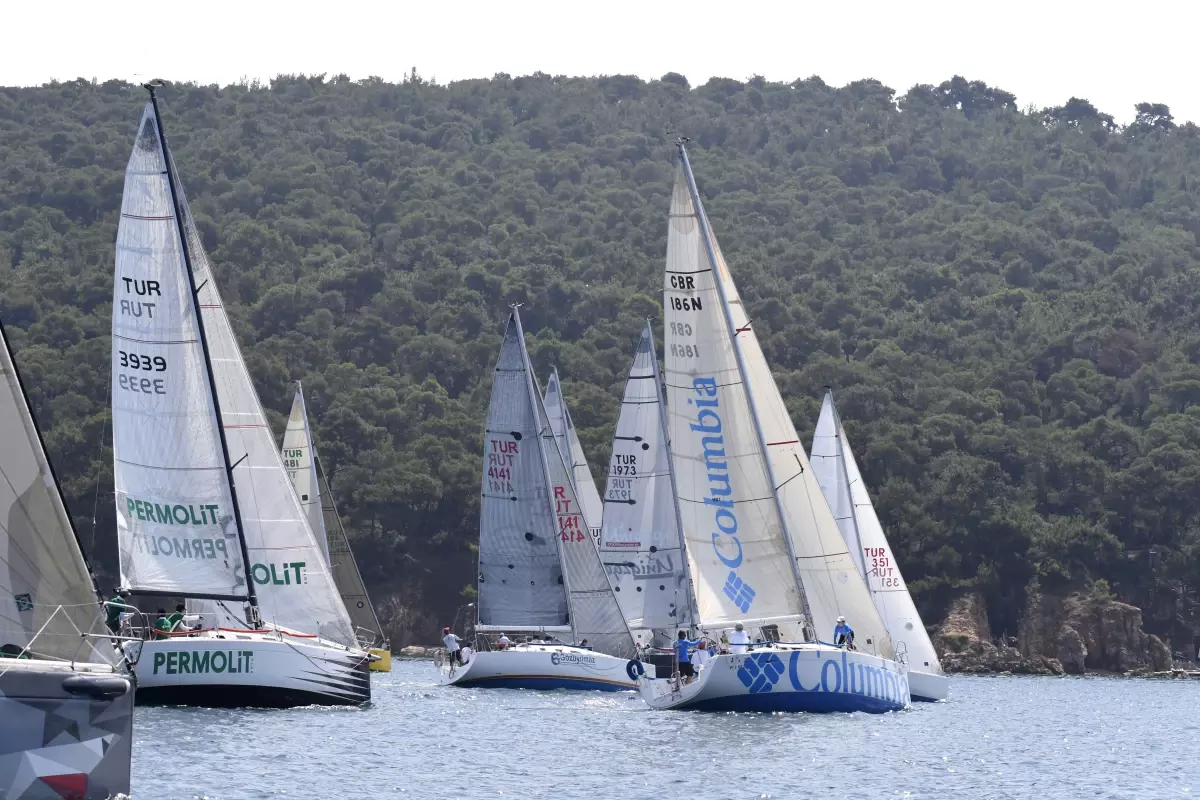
[907,669,948,702]
[442,646,646,691]
[129,632,371,708]
[0,661,134,799]
[638,645,909,713]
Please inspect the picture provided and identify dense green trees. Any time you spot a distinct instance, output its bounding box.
[2,72,1198,645]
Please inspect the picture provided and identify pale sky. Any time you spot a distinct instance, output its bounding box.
[6,0,1197,124]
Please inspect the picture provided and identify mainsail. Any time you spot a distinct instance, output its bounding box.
[811,392,941,672]
[112,101,356,649]
[543,369,603,537]
[600,323,693,640]
[477,314,569,629]
[0,322,113,664]
[282,384,384,643]
[665,145,893,656]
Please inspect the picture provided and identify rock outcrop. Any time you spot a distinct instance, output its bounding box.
[934,592,1063,675]
[1018,590,1174,674]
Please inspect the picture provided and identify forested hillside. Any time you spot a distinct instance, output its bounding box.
[2,72,1198,646]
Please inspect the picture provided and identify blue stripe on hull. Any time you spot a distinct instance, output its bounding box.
[682,689,903,714]
[452,676,633,692]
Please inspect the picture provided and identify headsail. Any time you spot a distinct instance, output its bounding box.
[543,369,603,537]
[282,385,327,562]
[0,322,113,664]
[811,392,940,672]
[111,105,247,602]
[600,323,693,641]
[477,314,569,629]
[317,465,385,643]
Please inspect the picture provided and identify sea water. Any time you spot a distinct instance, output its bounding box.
[134,660,1199,799]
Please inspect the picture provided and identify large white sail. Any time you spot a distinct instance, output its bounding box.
[477,314,569,629]
[543,369,603,537]
[113,103,356,648]
[282,384,384,642]
[663,163,805,633]
[600,323,692,640]
[111,105,247,601]
[282,385,326,561]
[811,392,940,672]
[671,149,894,657]
[0,324,113,664]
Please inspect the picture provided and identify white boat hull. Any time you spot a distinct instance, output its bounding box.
[907,669,949,702]
[127,631,371,708]
[638,645,909,713]
[441,645,648,692]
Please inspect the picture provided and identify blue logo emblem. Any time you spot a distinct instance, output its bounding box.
[736,652,785,694]
[722,571,756,613]
[550,653,560,665]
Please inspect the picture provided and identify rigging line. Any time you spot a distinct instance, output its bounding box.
[90,406,112,555]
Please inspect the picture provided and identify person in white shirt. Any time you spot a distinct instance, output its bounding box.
[728,622,750,653]
[692,640,713,671]
[497,633,511,650]
[442,626,463,665]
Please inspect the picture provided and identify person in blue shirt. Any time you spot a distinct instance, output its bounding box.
[833,616,855,649]
[675,631,701,682]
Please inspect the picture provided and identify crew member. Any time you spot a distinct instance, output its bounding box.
[443,626,463,665]
[153,609,172,641]
[104,589,135,634]
[675,631,701,683]
[727,621,750,653]
[692,639,713,671]
[833,616,855,649]
[166,603,188,633]
[497,632,511,650]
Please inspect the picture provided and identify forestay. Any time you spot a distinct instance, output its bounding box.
[477,314,569,629]
[811,392,940,671]
[600,323,692,638]
[662,162,805,633]
[0,324,113,664]
[282,385,327,562]
[110,105,247,602]
[543,370,603,537]
[671,148,894,657]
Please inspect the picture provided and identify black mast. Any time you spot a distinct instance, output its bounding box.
[145,81,260,624]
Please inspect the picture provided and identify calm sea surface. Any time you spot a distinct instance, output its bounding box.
[133,660,1199,799]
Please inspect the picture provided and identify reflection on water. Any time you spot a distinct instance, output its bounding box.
[134,661,1200,799]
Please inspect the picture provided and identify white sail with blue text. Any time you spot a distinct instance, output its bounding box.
[600,323,694,645]
[810,391,947,701]
[638,142,908,713]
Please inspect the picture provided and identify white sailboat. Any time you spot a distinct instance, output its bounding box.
[443,308,643,691]
[543,368,604,538]
[810,390,947,701]
[0,320,135,798]
[599,323,695,650]
[282,383,391,671]
[110,85,370,707]
[637,142,909,712]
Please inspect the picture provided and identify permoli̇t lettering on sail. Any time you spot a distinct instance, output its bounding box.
[689,376,755,614]
[250,562,308,586]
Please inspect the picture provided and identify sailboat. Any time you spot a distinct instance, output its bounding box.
[281,382,391,671]
[636,142,909,712]
[543,368,604,538]
[443,308,643,691]
[0,319,134,798]
[810,390,947,701]
[110,84,371,707]
[599,323,695,651]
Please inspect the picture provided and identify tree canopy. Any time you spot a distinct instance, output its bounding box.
[2,72,1198,644]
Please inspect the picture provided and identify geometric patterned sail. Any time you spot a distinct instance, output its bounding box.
[111,105,248,601]
[543,369,603,537]
[811,392,939,671]
[477,313,569,629]
[600,323,693,641]
[1,322,114,663]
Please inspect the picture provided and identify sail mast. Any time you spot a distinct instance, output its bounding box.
[145,82,259,617]
[513,307,578,642]
[646,319,700,629]
[676,141,814,635]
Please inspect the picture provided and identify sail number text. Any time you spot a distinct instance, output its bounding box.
[117,350,167,395]
[669,296,703,311]
[866,547,903,588]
